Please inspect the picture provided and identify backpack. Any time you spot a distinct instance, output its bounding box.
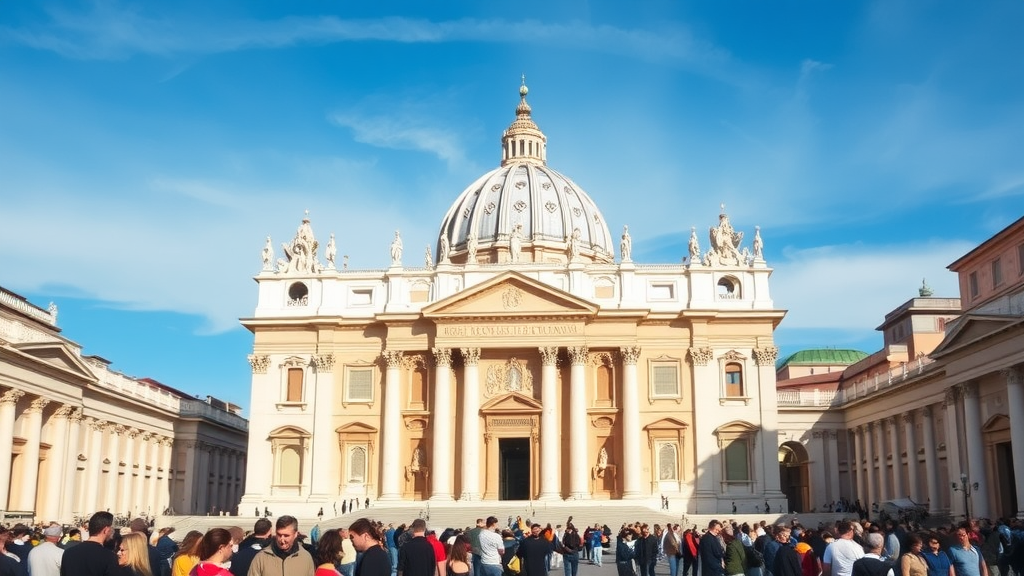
[745,545,764,568]
[507,555,521,574]
[562,531,581,553]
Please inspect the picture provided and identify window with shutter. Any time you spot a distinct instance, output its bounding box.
[652,364,679,397]
[286,368,303,402]
[347,368,374,402]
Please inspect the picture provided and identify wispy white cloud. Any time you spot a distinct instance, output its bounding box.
[331,113,466,170]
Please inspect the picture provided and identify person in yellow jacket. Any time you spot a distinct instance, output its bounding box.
[171,531,203,576]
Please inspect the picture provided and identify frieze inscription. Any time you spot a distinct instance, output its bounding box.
[441,324,581,338]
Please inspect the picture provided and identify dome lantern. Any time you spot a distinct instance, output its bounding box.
[501,76,547,167]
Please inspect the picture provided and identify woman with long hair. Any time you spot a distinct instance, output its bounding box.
[446,534,471,576]
[901,534,928,576]
[172,530,203,576]
[349,518,390,576]
[190,528,234,576]
[314,529,344,576]
[118,532,154,576]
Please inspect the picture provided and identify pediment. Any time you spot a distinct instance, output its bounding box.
[422,271,597,319]
[11,342,98,381]
[930,314,1022,358]
[480,392,543,413]
[336,422,378,434]
[644,417,689,430]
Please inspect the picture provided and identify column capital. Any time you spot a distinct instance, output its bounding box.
[753,345,779,366]
[885,416,898,427]
[539,346,559,366]
[381,350,405,368]
[53,404,76,419]
[944,386,960,406]
[432,347,452,367]
[922,405,934,418]
[901,411,915,425]
[620,346,642,365]
[0,389,24,405]
[1000,366,1022,386]
[248,354,270,374]
[567,345,588,366]
[828,429,838,439]
[312,353,336,372]
[111,424,126,436]
[460,347,481,367]
[69,408,84,423]
[26,397,51,413]
[688,346,713,366]
[960,381,979,399]
[127,428,142,439]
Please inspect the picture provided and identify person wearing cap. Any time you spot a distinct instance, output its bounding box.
[28,524,65,576]
[397,519,436,576]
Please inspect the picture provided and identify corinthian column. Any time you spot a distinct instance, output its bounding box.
[568,345,589,499]
[120,429,138,514]
[104,426,124,511]
[921,406,940,513]
[887,417,903,499]
[902,412,920,502]
[538,347,560,500]
[310,353,336,500]
[430,348,454,500]
[620,346,642,498]
[961,382,989,518]
[875,421,889,502]
[1002,367,1024,519]
[83,419,106,513]
[14,397,50,511]
[379,350,404,500]
[39,405,73,520]
[459,347,482,501]
[0,389,25,509]
[863,423,876,509]
[944,387,964,517]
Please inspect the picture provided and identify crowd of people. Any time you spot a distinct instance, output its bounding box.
[2,511,1023,576]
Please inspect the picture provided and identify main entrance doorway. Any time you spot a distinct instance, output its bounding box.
[499,438,531,500]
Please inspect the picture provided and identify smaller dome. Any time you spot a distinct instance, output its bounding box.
[777,349,869,369]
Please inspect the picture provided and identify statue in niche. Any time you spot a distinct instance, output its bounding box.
[752,226,763,260]
[390,230,403,266]
[509,223,523,263]
[567,228,581,261]
[439,235,450,263]
[706,206,744,266]
[325,234,337,270]
[261,236,274,271]
[593,447,611,479]
[278,213,321,274]
[467,233,478,262]
[688,227,700,262]
[411,448,423,469]
[620,225,632,262]
[425,245,433,268]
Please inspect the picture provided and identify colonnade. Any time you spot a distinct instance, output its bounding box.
[178,441,247,515]
[376,345,644,501]
[847,367,1024,519]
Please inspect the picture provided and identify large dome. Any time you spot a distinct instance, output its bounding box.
[437,81,614,265]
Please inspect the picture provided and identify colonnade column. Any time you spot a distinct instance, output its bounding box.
[875,421,889,502]
[459,347,482,501]
[903,412,920,503]
[63,409,83,518]
[863,423,876,509]
[121,429,138,514]
[1002,367,1024,519]
[104,426,124,510]
[40,405,72,520]
[159,438,174,514]
[851,428,863,506]
[961,381,989,518]
[826,430,841,501]
[310,353,336,500]
[620,346,642,498]
[14,398,49,511]
[210,448,223,514]
[567,346,589,500]
[379,350,404,500]
[921,406,941,514]
[83,419,106,513]
[0,390,25,509]
[538,347,560,500]
[944,387,964,518]
[430,348,454,501]
[887,417,903,499]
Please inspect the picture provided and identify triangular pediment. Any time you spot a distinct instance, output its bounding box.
[336,422,378,434]
[930,314,1022,358]
[10,342,98,381]
[644,417,689,430]
[422,271,597,319]
[480,392,543,413]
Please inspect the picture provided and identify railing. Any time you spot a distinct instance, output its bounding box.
[0,288,56,326]
[89,365,182,411]
[777,356,936,408]
[776,388,838,407]
[179,398,249,431]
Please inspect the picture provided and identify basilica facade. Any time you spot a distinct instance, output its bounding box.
[240,82,787,515]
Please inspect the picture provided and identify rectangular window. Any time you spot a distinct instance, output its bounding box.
[969,272,979,298]
[992,258,1003,287]
[347,367,374,402]
[724,438,750,481]
[286,368,303,402]
[651,363,680,397]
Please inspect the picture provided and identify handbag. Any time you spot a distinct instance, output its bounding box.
[508,555,521,574]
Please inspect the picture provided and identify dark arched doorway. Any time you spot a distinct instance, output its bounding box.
[779,441,810,513]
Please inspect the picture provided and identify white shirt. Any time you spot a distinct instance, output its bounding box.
[478,529,505,566]
[823,538,866,576]
[27,541,64,576]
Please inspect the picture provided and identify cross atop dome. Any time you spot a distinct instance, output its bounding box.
[501,77,547,167]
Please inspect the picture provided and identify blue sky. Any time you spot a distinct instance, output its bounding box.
[2,2,1022,413]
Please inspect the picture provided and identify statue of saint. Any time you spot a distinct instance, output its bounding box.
[467,233,478,262]
[509,224,523,263]
[425,245,433,268]
[598,447,608,469]
[47,302,58,324]
[620,225,632,262]
[752,226,763,260]
[567,228,581,262]
[325,234,337,269]
[279,214,321,274]
[708,207,744,265]
[688,227,700,261]
[439,235,450,263]
[390,230,403,266]
[261,236,274,271]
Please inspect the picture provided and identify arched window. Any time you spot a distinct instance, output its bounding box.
[725,363,744,397]
[268,426,311,494]
[279,447,301,485]
[715,421,758,484]
[658,443,678,480]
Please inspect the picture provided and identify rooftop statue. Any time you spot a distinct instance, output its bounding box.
[277,214,322,275]
[620,225,632,262]
[390,230,403,267]
[704,206,744,266]
[425,245,433,268]
[467,233,478,263]
[688,227,700,262]
[261,236,274,271]
[509,223,523,263]
[752,226,764,260]
[325,233,337,270]
[439,235,450,263]
[567,228,581,262]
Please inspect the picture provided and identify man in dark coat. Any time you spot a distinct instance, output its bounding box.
[773,527,803,576]
[517,524,554,576]
[636,524,660,576]
[229,518,272,576]
[700,521,726,576]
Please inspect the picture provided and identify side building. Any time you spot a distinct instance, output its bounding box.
[776,215,1024,520]
[0,287,248,523]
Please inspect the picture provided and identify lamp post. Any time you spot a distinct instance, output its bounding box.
[952,473,978,520]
